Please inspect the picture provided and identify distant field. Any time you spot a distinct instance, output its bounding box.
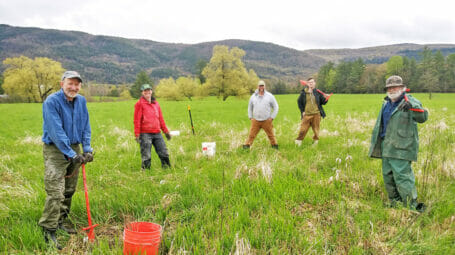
[0,93,454,254]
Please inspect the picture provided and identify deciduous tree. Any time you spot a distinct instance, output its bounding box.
[386,56,404,77]
[0,75,4,94]
[155,77,182,101]
[202,45,252,101]
[2,56,64,102]
[176,76,199,101]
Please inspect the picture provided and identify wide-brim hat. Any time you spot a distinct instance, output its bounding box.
[385,75,404,89]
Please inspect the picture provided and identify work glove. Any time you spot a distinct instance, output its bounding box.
[399,101,412,112]
[71,154,86,164]
[135,136,140,143]
[165,133,171,141]
[83,152,94,163]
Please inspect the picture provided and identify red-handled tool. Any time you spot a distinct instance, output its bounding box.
[403,91,425,112]
[300,80,333,101]
[81,164,98,242]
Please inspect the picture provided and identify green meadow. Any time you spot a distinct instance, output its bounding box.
[0,93,454,254]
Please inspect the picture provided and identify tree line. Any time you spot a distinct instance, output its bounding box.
[316,47,455,95]
[144,45,260,101]
[2,46,454,103]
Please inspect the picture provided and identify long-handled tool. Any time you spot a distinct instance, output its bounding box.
[188,105,195,135]
[81,164,98,242]
[316,89,333,102]
[299,80,333,102]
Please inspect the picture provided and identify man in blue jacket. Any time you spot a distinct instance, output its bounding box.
[39,71,94,249]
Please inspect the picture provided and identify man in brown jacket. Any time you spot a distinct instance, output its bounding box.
[295,78,329,146]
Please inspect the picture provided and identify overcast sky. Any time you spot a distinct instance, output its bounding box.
[1,0,454,50]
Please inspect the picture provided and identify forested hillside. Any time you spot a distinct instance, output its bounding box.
[1,24,455,84]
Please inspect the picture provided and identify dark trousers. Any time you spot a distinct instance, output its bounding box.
[381,141,418,208]
[140,133,170,169]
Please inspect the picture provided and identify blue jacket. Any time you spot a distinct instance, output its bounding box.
[42,89,92,158]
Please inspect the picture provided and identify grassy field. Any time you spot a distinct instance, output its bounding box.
[0,93,454,254]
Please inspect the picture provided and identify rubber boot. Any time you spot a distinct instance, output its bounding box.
[141,159,151,170]
[160,157,171,169]
[416,202,426,213]
[43,228,62,250]
[58,223,77,234]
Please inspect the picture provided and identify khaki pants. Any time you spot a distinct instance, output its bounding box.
[38,144,81,230]
[296,114,321,141]
[245,119,277,146]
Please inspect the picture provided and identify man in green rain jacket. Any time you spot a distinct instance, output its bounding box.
[369,75,428,212]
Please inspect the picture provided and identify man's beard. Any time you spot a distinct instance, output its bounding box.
[387,89,403,101]
[64,90,78,98]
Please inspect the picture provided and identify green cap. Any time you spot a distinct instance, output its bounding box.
[141,84,152,91]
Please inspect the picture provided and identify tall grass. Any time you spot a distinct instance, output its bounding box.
[0,93,454,254]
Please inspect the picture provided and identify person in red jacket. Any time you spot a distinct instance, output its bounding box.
[134,84,171,169]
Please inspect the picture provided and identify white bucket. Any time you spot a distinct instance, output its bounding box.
[169,130,180,136]
[202,142,216,157]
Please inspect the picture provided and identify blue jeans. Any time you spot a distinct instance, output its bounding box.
[139,133,170,169]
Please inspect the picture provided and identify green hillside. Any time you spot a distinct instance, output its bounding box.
[1,24,455,84]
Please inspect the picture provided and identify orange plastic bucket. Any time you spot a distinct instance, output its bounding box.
[123,222,162,255]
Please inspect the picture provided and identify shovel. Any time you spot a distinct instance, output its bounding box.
[81,164,99,242]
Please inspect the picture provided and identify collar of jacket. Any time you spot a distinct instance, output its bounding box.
[383,93,406,116]
[140,96,156,104]
[383,92,405,102]
[302,86,316,94]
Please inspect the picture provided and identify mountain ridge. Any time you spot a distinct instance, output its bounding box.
[1,24,455,84]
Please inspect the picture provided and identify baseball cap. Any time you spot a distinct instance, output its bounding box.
[61,71,82,82]
[141,84,152,91]
[258,80,266,86]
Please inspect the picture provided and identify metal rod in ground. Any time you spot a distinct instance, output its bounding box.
[81,164,99,241]
[188,105,195,135]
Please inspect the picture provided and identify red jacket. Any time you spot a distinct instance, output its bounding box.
[134,97,169,136]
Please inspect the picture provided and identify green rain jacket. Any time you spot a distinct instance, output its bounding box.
[369,94,428,161]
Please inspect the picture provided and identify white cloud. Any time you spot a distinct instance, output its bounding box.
[0,0,454,50]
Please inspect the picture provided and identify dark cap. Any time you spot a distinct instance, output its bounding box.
[141,84,152,91]
[61,71,82,82]
[385,75,404,88]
